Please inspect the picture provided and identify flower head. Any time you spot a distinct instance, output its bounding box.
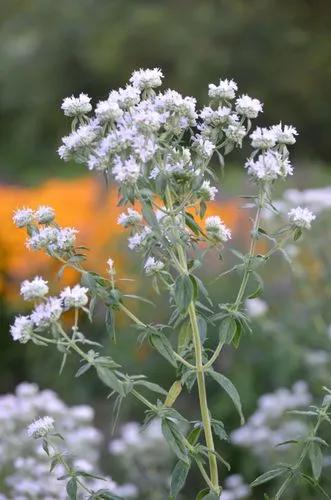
[236,95,263,119]
[27,416,55,439]
[31,297,63,329]
[205,216,231,242]
[61,93,92,117]
[271,123,298,145]
[10,316,34,343]
[20,276,49,301]
[245,151,293,182]
[95,100,123,123]
[199,180,218,201]
[34,206,55,224]
[130,67,163,91]
[144,257,164,275]
[250,127,277,149]
[60,285,89,309]
[117,208,142,227]
[208,79,238,100]
[288,206,316,230]
[13,208,34,228]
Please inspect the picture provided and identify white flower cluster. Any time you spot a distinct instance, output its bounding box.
[245,298,268,318]
[205,215,231,242]
[288,206,316,230]
[199,180,218,201]
[0,382,137,499]
[60,284,89,309]
[220,475,250,500]
[231,381,311,457]
[13,206,78,256]
[144,256,164,275]
[11,280,89,342]
[13,206,55,228]
[117,207,142,227]
[61,93,92,117]
[245,151,293,182]
[27,415,54,438]
[20,277,49,301]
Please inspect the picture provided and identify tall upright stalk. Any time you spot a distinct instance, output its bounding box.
[165,187,219,492]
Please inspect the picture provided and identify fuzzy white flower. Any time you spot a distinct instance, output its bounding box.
[61,93,92,117]
[20,277,49,301]
[236,95,263,119]
[58,121,101,161]
[199,180,218,201]
[27,416,54,439]
[144,257,164,275]
[193,135,215,159]
[13,208,34,228]
[128,227,151,250]
[95,100,123,123]
[271,123,298,145]
[245,298,268,318]
[205,216,231,242]
[288,206,316,230]
[224,124,246,146]
[130,67,163,90]
[31,297,63,329]
[60,285,89,309]
[34,206,55,224]
[109,85,140,109]
[112,156,141,183]
[208,78,238,100]
[200,106,231,126]
[117,208,143,227]
[250,127,277,149]
[10,316,34,343]
[245,151,293,181]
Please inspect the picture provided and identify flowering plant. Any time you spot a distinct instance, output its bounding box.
[11,68,319,498]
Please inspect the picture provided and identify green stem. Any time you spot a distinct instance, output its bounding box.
[165,186,219,492]
[234,190,266,310]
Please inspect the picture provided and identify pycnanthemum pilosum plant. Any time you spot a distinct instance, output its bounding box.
[11,68,318,499]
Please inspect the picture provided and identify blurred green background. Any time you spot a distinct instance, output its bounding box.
[1,1,331,498]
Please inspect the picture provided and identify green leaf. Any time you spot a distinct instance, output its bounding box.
[197,315,207,342]
[135,380,167,395]
[105,307,116,341]
[309,442,323,480]
[219,317,236,344]
[200,492,219,500]
[211,419,228,441]
[165,380,182,407]
[161,418,189,464]
[196,489,209,500]
[232,319,242,349]
[293,227,302,241]
[170,460,190,498]
[174,274,193,313]
[75,363,92,378]
[247,272,264,299]
[150,333,177,367]
[208,370,244,424]
[251,468,286,487]
[185,212,202,235]
[96,366,124,397]
[178,320,192,352]
[66,478,77,499]
[187,426,202,446]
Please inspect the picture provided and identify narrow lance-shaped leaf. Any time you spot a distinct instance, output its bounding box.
[174,274,194,313]
[170,460,191,499]
[208,369,244,424]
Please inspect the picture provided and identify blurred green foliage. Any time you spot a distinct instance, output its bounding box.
[1,0,331,183]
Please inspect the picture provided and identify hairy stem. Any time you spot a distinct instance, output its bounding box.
[165,186,219,492]
[234,190,266,310]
